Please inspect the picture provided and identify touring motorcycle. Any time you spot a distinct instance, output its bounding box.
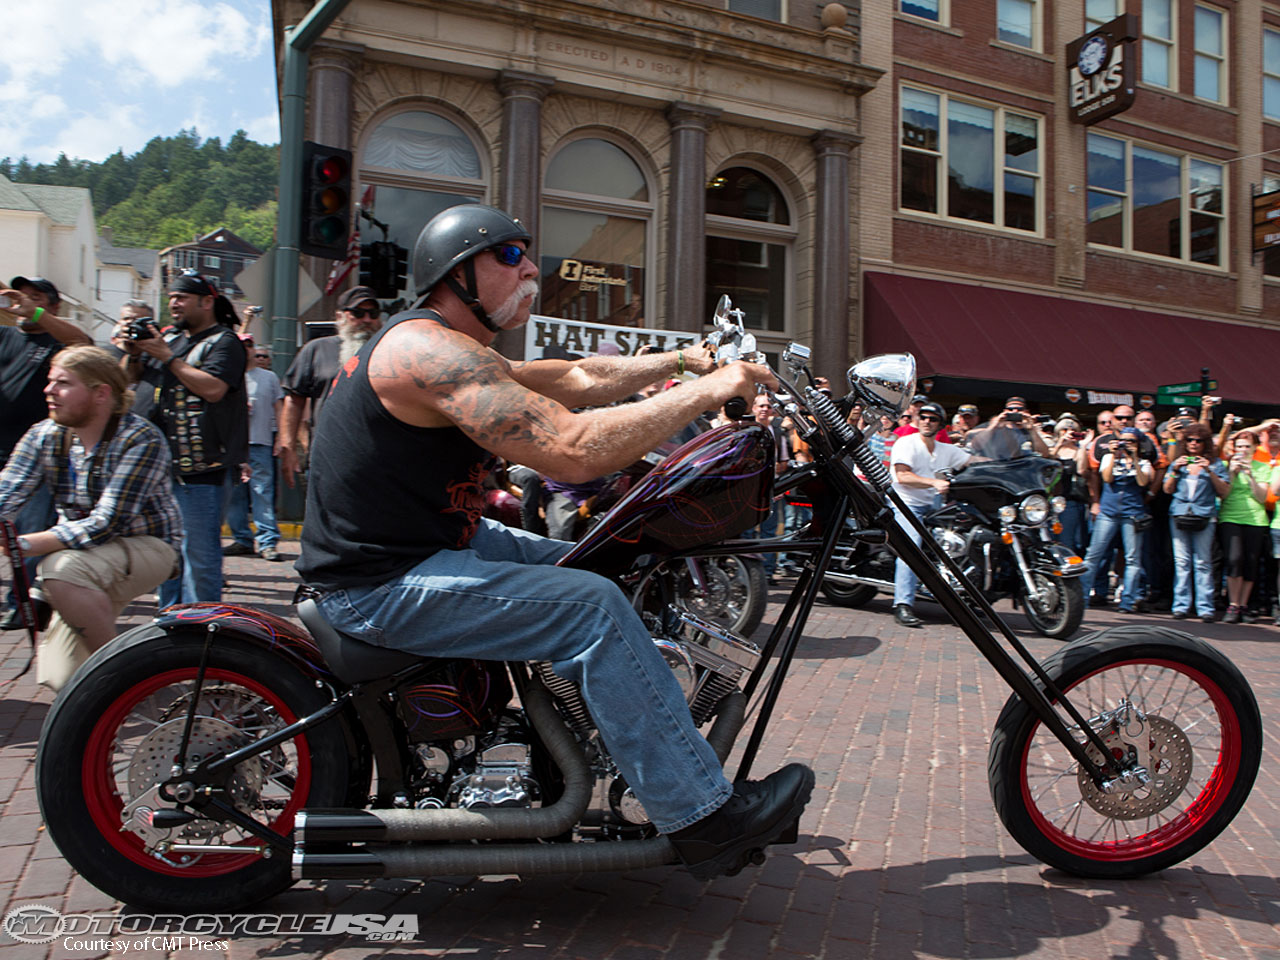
[820,450,1087,639]
[34,298,1261,911]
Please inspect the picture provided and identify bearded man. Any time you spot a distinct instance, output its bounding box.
[0,346,181,689]
[278,286,383,486]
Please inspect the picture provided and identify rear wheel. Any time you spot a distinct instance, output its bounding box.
[988,627,1261,878]
[37,631,353,910]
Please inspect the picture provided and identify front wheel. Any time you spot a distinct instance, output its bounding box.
[37,629,355,911]
[1021,573,1085,640]
[645,556,768,637]
[988,627,1262,879]
[819,579,878,608]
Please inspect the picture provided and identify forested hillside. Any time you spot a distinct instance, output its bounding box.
[1,129,279,251]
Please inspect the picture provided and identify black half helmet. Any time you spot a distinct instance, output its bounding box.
[412,203,532,299]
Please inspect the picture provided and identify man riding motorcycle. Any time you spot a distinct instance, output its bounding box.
[295,204,814,880]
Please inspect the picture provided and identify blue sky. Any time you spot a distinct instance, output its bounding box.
[2,0,279,164]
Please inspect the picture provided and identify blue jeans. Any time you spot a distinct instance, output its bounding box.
[1081,514,1145,611]
[6,480,54,610]
[782,501,812,567]
[1054,500,1088,556]
[894,496,940,607]
[744,500,783,574]
[315,518,732,833]
[224,445,280,550]
[1171,517,1216,617]
[159,481,224,607]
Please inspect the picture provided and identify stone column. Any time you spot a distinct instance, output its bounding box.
[811,130,861,382]
[665,103,721,328]
[304,42,364,326]
[496,69,555,358]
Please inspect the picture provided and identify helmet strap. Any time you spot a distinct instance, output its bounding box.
[443,258,499,332]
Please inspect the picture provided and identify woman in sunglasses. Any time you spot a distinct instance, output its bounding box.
[1162,423,1229,622]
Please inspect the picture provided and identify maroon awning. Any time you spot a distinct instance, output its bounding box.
[864,272,1276,407]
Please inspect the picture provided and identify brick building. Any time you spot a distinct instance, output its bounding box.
[158,227,263,305]
[858,0,1280,418]
[272,0,879,374]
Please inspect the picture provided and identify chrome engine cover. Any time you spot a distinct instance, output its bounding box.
[451,740,539,809]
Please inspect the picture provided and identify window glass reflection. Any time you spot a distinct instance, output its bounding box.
[539,208,646,326]
[545,140,648,201]
[704,237,787,332]
[706,167,791,224]
[364,189,474,300]
[947,101,995,223]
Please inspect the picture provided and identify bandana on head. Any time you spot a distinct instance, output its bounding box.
[170,274,218,297]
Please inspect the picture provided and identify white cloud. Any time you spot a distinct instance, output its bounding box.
[242,110,280,146]
[53,106,147,163]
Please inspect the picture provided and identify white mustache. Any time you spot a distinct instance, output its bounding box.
[491,280,539,329]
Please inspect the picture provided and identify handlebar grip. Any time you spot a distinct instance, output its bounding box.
[724,396,748,420]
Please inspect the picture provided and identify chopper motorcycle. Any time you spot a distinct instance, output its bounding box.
[34,298,1261,911]
[819,449,1087,639]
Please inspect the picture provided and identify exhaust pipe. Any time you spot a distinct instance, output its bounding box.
[297,683,590,844]
[292,690,749,880]
[295,837,678,879]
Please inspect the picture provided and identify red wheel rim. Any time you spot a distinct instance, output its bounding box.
[82,667,312,877]
[1019,658,1242,861]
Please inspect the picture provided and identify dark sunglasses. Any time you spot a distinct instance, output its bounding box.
[491,243,526,267]
[254,352,271,359]
[1005,405,1026,412]
[346,307,380,319]
[1113,414,1133,421]
[918,414,943,423]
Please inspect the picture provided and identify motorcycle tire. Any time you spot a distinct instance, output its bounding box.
[819,580,878,608]
[37,629,355,911]
[652,555,768,638]
[1021,573,1086,640]
[987,626,1261,879]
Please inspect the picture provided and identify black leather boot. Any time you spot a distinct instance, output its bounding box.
[894,604,923,628]
[669,763,815,880]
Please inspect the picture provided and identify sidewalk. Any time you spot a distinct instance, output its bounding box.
[1,548,1277,959]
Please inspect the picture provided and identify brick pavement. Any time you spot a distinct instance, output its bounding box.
[0,545,1277,959]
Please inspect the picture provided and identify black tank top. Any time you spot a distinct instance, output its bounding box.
[296,310,491,590]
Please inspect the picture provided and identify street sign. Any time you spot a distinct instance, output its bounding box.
[1159,394,1203,406]
[1157,380,1216,395]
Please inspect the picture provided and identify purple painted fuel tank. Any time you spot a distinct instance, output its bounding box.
[558,422,775,578]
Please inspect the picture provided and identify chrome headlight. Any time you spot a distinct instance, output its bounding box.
[1050,496,1067,515]
[1020,494,1050,525]
[998,505,1018,523]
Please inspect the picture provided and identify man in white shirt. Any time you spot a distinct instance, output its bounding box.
[889,401,971,627]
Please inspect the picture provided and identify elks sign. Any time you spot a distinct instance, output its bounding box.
[1066,14,1138,125]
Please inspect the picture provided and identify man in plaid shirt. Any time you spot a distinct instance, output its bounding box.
[0,346,182,690]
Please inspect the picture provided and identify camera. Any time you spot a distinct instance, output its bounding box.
[248,305,263,316]
[1004,411,1023,424]
[1070,430,1086,441]
[124,319,155,341]
[1205,396,1221,404]
[0,294,12,311]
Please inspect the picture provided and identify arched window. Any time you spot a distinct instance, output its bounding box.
[358,110,488,303]
[705,167,795,347]
[541,138,653,328]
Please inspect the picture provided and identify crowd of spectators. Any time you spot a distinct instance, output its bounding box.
[886,394,1280,623]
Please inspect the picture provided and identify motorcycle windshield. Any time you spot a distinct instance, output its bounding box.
[949,455,1063,505]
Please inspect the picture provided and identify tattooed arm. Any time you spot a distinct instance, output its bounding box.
[510,343,716,408]
[369,322,771,483]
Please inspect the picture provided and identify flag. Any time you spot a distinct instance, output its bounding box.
[324,184,376,295]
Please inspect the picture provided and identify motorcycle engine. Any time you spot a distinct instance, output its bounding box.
[409,715,540,810]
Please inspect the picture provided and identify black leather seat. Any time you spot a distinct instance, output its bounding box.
[296,598,424,684]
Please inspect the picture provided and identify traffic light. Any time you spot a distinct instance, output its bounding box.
[299,141,352,258]
[358,241,409,299]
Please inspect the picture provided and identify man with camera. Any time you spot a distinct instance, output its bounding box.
[1079,414,1157,614]
[0,278,92,630]
[113,274,246,606]
[967,397,1050,459]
